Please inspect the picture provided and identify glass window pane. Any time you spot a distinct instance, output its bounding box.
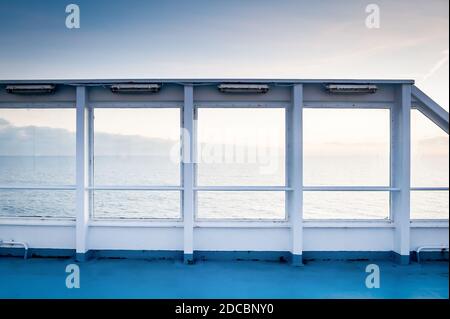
[0,190,75,218]
[411,191,449,220]
[303,191,389,220]
[411,110,449,187]
[197,191,285,220]
[93,108,180,186]
[303,109,390,186]
[93,191,180,219]
[0,109,76,186]
[197,108,285,186]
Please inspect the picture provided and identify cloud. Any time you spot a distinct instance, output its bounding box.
[0,118,175,156]
[422,50,449,81]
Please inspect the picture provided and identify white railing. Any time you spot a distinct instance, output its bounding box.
[0,81,448,264]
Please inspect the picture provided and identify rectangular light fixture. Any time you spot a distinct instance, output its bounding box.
[110,83,161,93]
[218,83,269,94]
[6,84,56,94]
[325,84,378,94]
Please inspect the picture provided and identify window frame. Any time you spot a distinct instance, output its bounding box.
[302,105,395,221]
[410,108,449,221]
[193,104,290,222]
[0,103,77,220]
[89,105,183,221]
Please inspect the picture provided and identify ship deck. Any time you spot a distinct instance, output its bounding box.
[0,257,448,299]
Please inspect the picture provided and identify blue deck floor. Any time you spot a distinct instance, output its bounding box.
[0,257,448,299]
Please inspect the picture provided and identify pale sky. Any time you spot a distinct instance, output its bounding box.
[0,0,448,145]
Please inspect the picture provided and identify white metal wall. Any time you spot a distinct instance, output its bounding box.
[1,223,447,253]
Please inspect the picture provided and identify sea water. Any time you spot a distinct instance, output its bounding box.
[0,154,448,220]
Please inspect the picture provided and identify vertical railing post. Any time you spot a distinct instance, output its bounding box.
[75,86,90,261]
[288,84,304,266]
[391,84,412,264]
[183,85,195,264]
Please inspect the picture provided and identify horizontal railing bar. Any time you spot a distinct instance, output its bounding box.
[0,102,75,109]
[303,186,400,192]
[194,186,292,191]
[89,186,183,191]
[0,185,405,192]
[5,186,444,192]
[0,185,76,190]
[89,219,183,227]
[195,102,288,108]
[303,220,395,228]
[90,102,181,108]
[411,187,449,191]
[194,220,290,228]
[303,101,393,109]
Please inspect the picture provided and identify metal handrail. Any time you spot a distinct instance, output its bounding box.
[0,240,29,259]
[416,245,449,263]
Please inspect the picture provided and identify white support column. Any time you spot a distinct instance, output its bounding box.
[391,84,412,264]
[75,86,91,261]
[182,85,195,264]
[287,84,304,266]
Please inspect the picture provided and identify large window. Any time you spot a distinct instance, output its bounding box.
[0,108,76,218]
[411,110,449,219]
[92,108,181,219]
[3,93,447,224]
[303,109,391,220]
[196,108,286,220]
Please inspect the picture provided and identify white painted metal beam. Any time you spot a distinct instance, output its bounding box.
[194,186,291,191]
[89,186,183,191]
[194,102,287,108]
[287,84,304,266]
[303,186,400,192]
[0,185,76,190]
[0,78,415,85]
[91,102,181,108]
[412,85,449,134]
[411,187,449,191]
[391,84,412,264]
[75,86,91,261]
[303,102,392,109]
[182,85,195,264]
[0,102,75,109]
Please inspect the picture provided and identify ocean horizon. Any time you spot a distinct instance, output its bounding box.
[0,153,447,220]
